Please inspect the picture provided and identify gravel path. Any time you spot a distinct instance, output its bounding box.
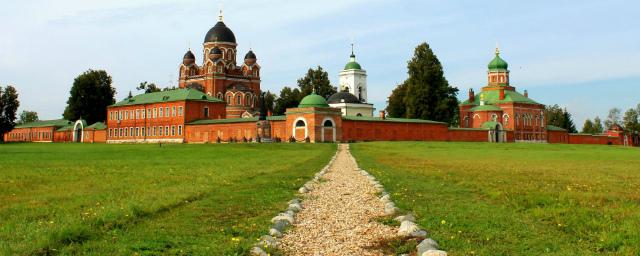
[279,144,398,255]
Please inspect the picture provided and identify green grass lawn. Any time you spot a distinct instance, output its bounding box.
[0,143,336,255]
[351,142,640,256]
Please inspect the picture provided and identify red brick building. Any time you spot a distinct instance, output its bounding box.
[3,119,107,143]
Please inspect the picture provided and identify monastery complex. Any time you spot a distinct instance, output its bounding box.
[4,13,634,146]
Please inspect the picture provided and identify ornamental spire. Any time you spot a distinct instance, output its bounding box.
[495,41,500,55]
[218,8,224,22]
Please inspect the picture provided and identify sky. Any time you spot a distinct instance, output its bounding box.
[1,0,639,127]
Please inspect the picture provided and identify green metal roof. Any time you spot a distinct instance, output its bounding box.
[344,61,362,70]
[86,122,107,130]
[481,121,501,129]
[488,52,508,71]
[188,115,286,125]
[470,105,503,112]
[14,119,72,128]
[546,125,567,131]
[111,88,223,107]
[56,125,74,131]
[342,115,445,124]
[461,89,540,106]
[298,92,330,108]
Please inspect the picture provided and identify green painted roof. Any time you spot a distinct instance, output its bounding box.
[342,115,445,124]
[188,116,286,125]
[14,119,72,128]
[481,121,501,129]
[56,125,74,131]
[298,92,330,108]
[461,89,540,106]
[546,125,567,131]
[488,52,508,71]
[111,88,223,107]
[86,122,107,130]
[344,54,362,70]
[470,105,503,112]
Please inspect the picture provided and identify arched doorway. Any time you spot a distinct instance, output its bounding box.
[321,118,336,142]
[73,120,85,143]
[292,118,307,141]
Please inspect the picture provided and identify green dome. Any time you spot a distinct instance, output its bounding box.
[344,54,362,70]
[488,50,508,71]
[298,92,329,108]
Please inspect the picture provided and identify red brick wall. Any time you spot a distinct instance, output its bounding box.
[547,130,569,143]
[82,130,107,143]
[5,127,57,142]
[341,121,450,142]
[568,134,619,145]
[184,120,286,143]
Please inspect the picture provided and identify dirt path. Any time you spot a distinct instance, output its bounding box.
[279,144,397,255]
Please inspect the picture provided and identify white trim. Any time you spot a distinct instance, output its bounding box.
[292,117,308,139]
[73,120,84,143]
[320,117,336,142]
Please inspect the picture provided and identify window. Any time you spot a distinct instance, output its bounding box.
[204,107,209,118]
[136,110,140,119]
[178,106,183,116]
[178,125,182,135]
[158,126,163,136]
[246,95,251,106]
[165,126,169,136]
[165,107,170,117]
[109,129,112,137]
[296,120,305,127]
[171,125,176,136]
[147,109,151,118]
[141,127,145,136]
[323,120,333,127]
[135,127,139,137]
[159,107,163,117]
[172,107,176,117]
[153,108,157,118]
[237,95,242,105]
[130,127,134,137]
[141,109,145,119]
[124,128,128,137]
[153,126,157,136]
[227,95,232,104]
[124,111,128,120]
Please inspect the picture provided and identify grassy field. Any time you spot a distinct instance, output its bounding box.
[0,143,336,255]
[351,142,640,256]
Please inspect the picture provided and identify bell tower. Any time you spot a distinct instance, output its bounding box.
[338,44,368,103]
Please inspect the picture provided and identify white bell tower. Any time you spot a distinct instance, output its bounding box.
[339,44,367,103]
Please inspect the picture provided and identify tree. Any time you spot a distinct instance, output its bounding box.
[545,104,564,127]
[386,83,408,118]
[136,81,161,94]
[0,85,20,141]
[593,116,604,134]
[263,90,276,114]
[274,86,302,115]
[63,69,115,124]
[582,119,595,134]
[622,107,639,132]
[562,109,578,133]
[17,110,38,125]
[297,66,337,99]
[604,108,622,130]
[386,43,459,124]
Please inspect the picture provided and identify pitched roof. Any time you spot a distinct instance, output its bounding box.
[86,122,107,130]
[546,125,567,131]
[14,119,72,128]
[342,116,445,124]
[188,116,286,125]
[461,89,541,106]
[470,105,503,112]
[110,88,223,107]
[481,121,501,129]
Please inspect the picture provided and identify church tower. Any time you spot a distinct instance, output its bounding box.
[338,45,367,103]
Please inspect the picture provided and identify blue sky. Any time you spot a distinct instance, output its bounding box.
[1,0,639,127]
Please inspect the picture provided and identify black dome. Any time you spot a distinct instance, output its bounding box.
[204,21,236,44]
[183,50,195,59]
[245,50,256,59]
[327,91,361,104]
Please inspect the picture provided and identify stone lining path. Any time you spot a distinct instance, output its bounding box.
[279,144,398,255]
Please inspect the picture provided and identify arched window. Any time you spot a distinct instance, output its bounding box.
[246,95,252,106]
[296,120,305,127]
[323,120,333,127]
[464,117,470,128]
[356,113,363,117]
[236,95,242,105]
[227,95,232,104]
[204,106,209,118]
[491,114,498,122]
[217,92,223,99]
[503,115,509,127]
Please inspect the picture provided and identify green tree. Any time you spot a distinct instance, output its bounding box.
[273,86,302,115]
[63,70,115,124]
[17,110,38,125]
[604,108,622,129]
[593,116,604,133]
[297,66,337,99]
[386,83,408,118]
[562,108,578,133]
[0,85,20,141]
[386,42,459,124]
[136,81,161,94]
[545,104,564,127]
[263,90,276,114]
[622,107,639,132]
[581,119,595,134]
